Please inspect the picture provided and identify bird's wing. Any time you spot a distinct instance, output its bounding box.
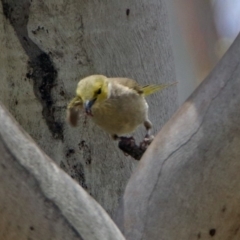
[109,78,143,94]
[142,82,177,96]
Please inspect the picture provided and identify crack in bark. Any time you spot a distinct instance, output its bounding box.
[1,0,63,140]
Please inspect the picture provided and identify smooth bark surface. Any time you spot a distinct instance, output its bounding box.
[115,34,240,240]
[0,0,177,215]
[0,103,125,240]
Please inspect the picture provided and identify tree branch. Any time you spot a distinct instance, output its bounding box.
[0,103,125,240]
[115,33,240,240]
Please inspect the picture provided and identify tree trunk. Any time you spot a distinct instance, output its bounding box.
[0,104,125,240]
[0,0,177,215]
[115,34,240,240]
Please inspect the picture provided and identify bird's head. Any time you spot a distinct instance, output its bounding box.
[76,75,109,115]
[67,75,110,126]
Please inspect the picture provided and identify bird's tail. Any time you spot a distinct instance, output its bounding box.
[142,82,177,96]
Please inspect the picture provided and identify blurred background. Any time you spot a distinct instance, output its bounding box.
[166,0,240,104]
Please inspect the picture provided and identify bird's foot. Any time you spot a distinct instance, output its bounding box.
[140,135,154,151]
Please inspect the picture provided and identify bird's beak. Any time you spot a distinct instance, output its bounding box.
[84,99,96,116]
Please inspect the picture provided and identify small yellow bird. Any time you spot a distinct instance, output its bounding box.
[67,75,175,140]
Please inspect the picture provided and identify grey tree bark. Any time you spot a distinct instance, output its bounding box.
[1,0,240,239]
[115,34,240,240]
[0,0,177,215]
[0,104,125,240]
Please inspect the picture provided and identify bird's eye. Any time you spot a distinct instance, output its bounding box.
[96,88,102,94]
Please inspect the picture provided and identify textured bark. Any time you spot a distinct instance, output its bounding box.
[0,0,177,215]
[0,103,125,240]
[115,34,240,239]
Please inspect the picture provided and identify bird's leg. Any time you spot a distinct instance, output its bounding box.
[143,120,154,141]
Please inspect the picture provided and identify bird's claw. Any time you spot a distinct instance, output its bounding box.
[140,135,154,150]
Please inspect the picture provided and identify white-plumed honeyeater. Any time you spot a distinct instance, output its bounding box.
[67,75,176,140]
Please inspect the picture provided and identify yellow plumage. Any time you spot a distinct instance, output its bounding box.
[67,75,176,139]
